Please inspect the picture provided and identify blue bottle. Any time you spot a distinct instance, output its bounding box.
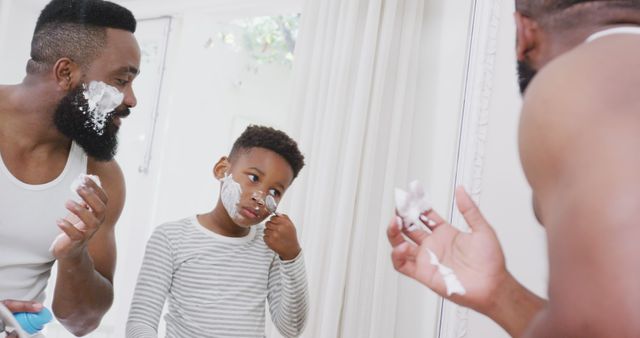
[13,307,53,334]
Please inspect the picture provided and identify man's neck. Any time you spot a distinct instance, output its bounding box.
[0,80,68,152]
[536,8,640,69]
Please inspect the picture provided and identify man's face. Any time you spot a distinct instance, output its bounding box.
[53,83,127,161]
[54,28,140,161]
[222,147,294,228]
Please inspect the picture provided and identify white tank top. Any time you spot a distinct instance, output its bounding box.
[0,142,87,302]
[587,26,640,42]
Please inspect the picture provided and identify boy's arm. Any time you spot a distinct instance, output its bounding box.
[126,227,174,338]
[267,251,309,338]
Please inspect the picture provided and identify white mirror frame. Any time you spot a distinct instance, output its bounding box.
[436,0,502,337]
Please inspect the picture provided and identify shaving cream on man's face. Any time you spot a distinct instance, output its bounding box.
[81,81,124,135]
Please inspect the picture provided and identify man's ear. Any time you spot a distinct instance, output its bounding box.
[514,12,539,62]
[213,156,231,180]
[52,58,81,91]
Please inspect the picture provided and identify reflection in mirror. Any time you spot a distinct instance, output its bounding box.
[0,0,475,337]
[436,1,548,338]
[99,7,306,337]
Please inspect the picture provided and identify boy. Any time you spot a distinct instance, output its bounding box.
[126,125,308,337]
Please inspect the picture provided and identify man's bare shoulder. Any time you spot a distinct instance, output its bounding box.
[520,33,640,163]
[524,33,640,121]
[519,32,640,203]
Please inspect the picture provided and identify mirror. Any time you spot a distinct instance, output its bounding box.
[437,1,548,337]
[0,1,480,337]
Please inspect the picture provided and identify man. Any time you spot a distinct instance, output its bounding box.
[0,0,139,335]
[388,1,640,337]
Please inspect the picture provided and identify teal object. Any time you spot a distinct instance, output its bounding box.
[13,308,53,334]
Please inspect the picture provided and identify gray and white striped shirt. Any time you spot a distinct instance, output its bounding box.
[126,216,308,338]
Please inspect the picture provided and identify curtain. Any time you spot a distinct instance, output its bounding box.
[267,0,428,337]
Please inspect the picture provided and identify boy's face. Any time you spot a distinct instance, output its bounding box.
[215,147,294,227]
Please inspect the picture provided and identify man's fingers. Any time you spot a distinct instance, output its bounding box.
[401,225,431,245]
[65,201,100,230]
[1,299,43,313]
[57,219,85,241]
[387,217,406,247]
[77,186,107,217]
[391,242,418,276]
[455,186,490,231]
[82,178,108,204]
[419,208,447,231]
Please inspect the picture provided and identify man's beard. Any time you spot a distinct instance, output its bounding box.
[517,60,538,94]
[53,85,129,161]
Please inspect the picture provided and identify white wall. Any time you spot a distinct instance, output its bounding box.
[0,0,46,84]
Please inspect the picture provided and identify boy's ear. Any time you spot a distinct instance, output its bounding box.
[213,156,231,180]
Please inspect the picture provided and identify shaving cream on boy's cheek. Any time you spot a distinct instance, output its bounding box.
[220,173,242,220]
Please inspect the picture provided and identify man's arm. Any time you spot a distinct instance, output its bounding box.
[52,159,125,336]
[518,37,640,337]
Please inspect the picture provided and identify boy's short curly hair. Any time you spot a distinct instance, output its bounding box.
[230,125,305,179]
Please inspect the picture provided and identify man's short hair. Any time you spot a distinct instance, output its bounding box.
[517,0,640,17]
[230,125,305,179]
[28,0,136,74]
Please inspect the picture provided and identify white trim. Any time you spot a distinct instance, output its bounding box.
[586,26,640,42]
[437,0,502,337]
[137,16,173,175]
[115,0,303,20]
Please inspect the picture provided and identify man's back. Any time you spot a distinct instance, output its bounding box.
[518,29,640,336]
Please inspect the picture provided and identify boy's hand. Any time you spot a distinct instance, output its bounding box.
[264,214,301,261]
